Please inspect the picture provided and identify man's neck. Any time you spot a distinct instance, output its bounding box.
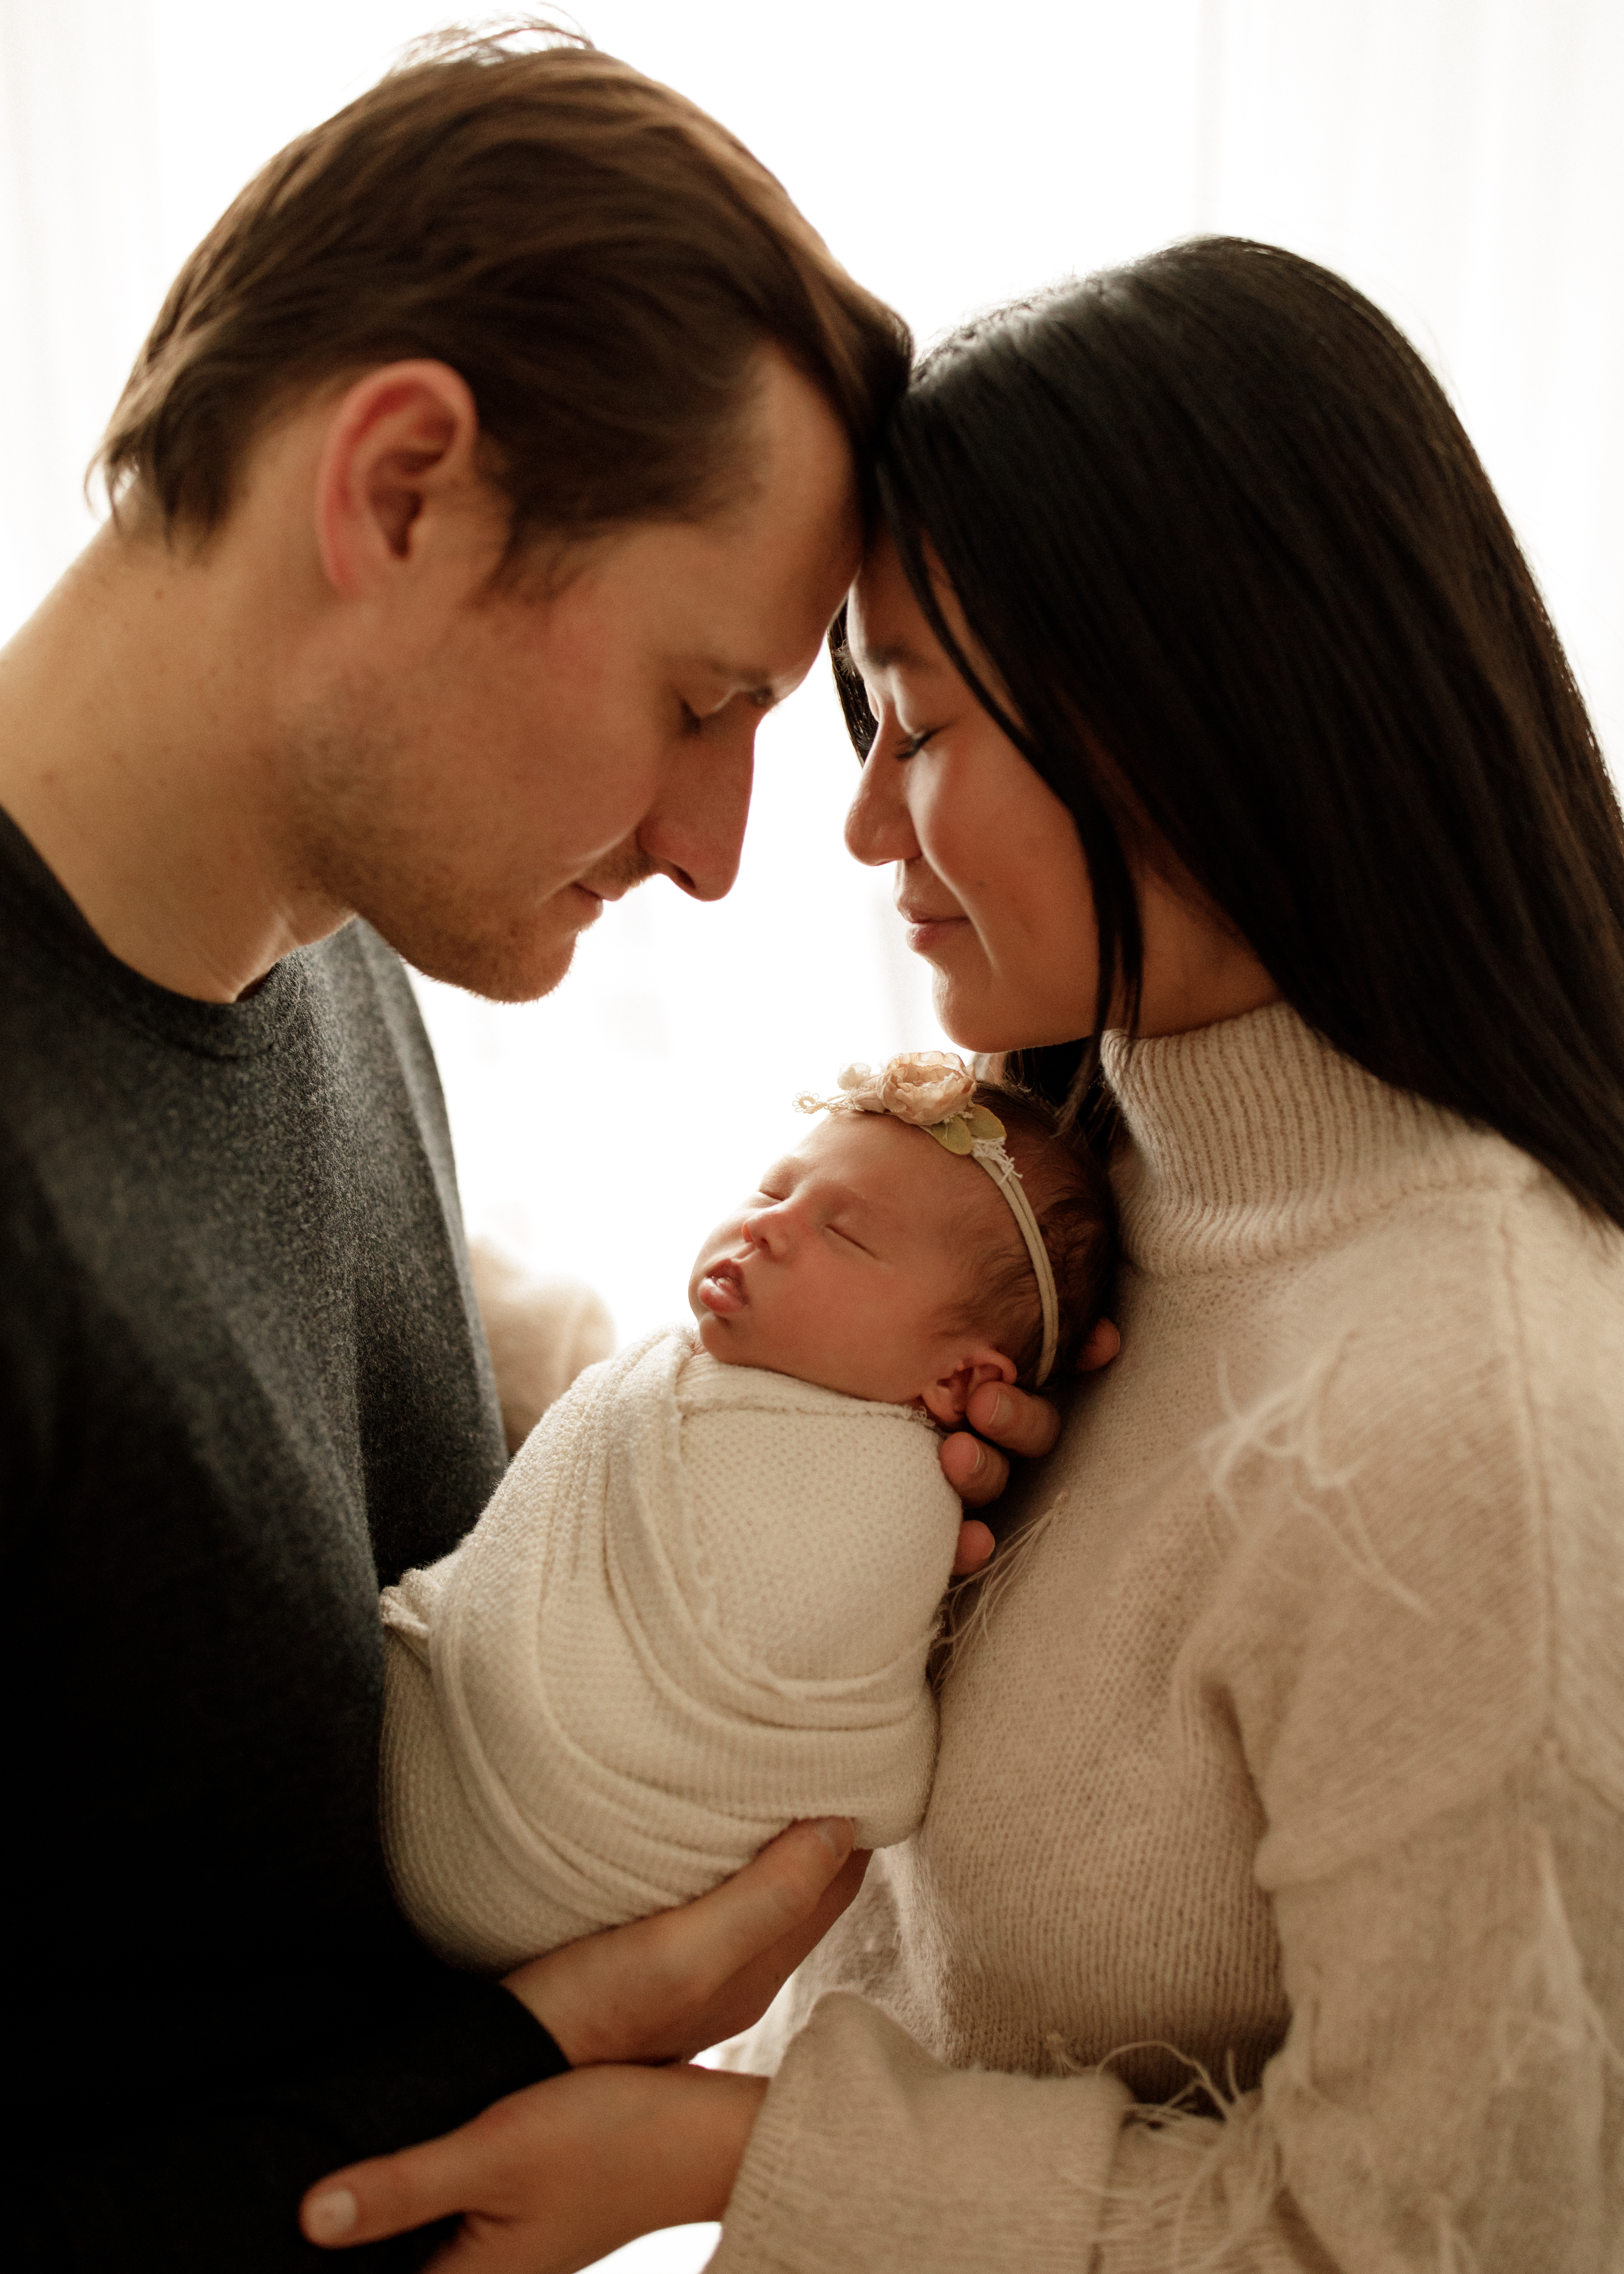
[0,520,349,1002]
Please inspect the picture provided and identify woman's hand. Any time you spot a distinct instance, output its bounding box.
[301,2062,767,2269]
[502,1817,868,2067]
[943,1317,1121,1574]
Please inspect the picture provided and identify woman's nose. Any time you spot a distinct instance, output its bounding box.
[845,745,921,868]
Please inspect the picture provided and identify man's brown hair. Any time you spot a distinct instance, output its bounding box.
[94,20,911,548]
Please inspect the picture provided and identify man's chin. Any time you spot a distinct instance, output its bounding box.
[374,908,583,1004]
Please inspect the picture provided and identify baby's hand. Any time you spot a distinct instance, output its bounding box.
[940,1317,1121,1571]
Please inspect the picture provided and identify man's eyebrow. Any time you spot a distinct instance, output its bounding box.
[703,661,781,708]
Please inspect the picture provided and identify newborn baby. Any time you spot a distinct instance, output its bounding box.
[381,1054,1114,1973]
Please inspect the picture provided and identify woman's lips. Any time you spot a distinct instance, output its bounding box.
[903,913,969,953]
[697,1261,746,1316]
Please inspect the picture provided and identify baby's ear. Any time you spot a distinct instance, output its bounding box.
[922,1346,1018,1426]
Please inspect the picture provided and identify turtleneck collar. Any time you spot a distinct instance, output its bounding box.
[1101,1000,1527,1276]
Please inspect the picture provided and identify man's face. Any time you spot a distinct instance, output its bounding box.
[278,354,862,1000]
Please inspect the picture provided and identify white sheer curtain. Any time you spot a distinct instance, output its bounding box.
[2,6,1618,2267]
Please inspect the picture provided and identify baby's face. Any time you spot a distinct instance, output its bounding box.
[688,1110,1015,1408]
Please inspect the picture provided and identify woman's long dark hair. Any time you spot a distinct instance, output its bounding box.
[835,237,1624,1225]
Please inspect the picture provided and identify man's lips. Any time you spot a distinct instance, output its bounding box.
[567,875,637,920]
[697,1260,747,1316]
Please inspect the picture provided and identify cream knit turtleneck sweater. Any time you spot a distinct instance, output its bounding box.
[712,1003,1624,2274]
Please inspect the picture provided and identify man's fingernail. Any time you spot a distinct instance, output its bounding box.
[305,2189,359,2244]
[808,1817,853,1859]
[970,1439,988,1472]
[990,1393,1011,1428]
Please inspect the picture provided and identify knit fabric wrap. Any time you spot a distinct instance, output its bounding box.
[380,1325,961,1973]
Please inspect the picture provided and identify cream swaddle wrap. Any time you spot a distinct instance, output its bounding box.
[380,1324,961,1973]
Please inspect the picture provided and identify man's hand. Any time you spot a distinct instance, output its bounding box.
[942,1317,1121,1574]
[501,1817,868,2067]
[302,2062,767,2269]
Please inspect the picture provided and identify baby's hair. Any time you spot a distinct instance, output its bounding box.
[946,1081,1117,1386]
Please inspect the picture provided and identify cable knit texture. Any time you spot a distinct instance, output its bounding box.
[380,1326,960,1972]
[713,1002,1624,2274]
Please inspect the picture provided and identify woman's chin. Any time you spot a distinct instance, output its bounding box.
[929,985,1032,1059]
[930,975,1091,1059]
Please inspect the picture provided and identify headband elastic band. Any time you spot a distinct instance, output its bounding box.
[967,1135,1060,1387]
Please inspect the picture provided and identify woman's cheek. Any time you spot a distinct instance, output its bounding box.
[908,757,972,895]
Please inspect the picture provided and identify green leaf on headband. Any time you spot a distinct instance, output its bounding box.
[929,1115,975,1155]
[964,1105,1006,1142]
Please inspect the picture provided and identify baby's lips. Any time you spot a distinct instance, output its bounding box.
[697,1264,746,1317]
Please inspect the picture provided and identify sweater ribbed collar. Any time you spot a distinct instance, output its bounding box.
[1102,1000,1522,1275]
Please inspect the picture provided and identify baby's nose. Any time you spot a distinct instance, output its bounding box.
[742,1204,786,1254]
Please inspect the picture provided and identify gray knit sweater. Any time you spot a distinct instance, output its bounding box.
[0,810,563,2271]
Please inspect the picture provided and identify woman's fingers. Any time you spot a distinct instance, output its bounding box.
[502,1816,858,2066]
[938,1426,1009,1507]
[965,1381,1063,1458]
[938,1383,1060,1509]
[952,1516,996,1574]
[1077,1316,1121,1371]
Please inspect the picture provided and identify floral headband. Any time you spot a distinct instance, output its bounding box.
[797,1051,1060,1386]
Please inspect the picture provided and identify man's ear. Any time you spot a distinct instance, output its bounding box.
[313,359,486,597]
[921,1345,1018,1426]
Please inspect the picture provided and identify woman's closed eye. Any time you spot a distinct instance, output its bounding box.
[896,723,940,760]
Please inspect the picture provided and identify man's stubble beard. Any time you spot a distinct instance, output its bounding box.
[272,696,655,1005]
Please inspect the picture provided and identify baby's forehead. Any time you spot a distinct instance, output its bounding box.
[785,1107,929,1180]
[782,1112,1009,1233]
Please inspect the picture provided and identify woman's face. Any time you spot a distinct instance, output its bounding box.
[844,538,1098,1054]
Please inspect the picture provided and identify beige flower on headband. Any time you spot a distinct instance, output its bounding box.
[838,1051,978,1127]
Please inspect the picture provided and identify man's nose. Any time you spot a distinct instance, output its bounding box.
[638,711,758,902]
[845,743,920,868]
